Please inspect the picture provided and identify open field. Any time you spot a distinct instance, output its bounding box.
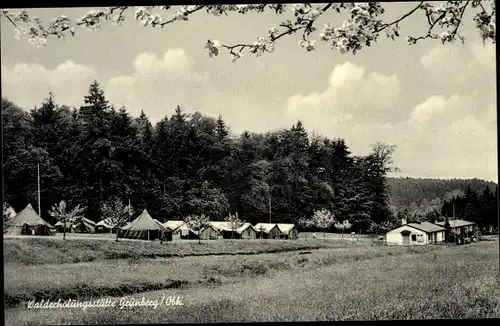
[4,243,443,308]
[4,238,499,324]
[4,236,366,265]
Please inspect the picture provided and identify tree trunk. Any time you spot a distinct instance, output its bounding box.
[198,230,201,244]
[63,216,66,240]
[116,228,119,242]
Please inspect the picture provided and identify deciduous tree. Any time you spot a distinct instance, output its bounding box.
[48,200,86,240]
[184,214,210,244]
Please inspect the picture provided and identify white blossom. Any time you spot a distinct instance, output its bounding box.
[14,27,28,39]
[111,13,125,26]
[291,4,309,14]
[28,36,47,47]
[299,39,316,51]
[268,26,279,37]
[205,39,222,57]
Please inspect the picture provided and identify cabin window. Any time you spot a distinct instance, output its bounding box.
[411,235,417,242]
[417,234,424,243]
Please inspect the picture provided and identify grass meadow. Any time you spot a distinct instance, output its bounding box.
[4,236,499,324]
[4,236,360,265]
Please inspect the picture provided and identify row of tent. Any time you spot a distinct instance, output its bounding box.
[3,204,299,241]
[99,210,300,241]
[165,221,299,240]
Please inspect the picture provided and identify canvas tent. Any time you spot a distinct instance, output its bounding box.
[54,221,72,233]
[236,222,258,239]
[164,220,198,240]
[119,209,172,241]
[54,218,96,233]
[277,223,299,240]
[204,221,257,239]
[71,217,96,233]
[208,221,237,239]
[96,217,118,233]
[254,223,281,239]
[4,203,55,236]
[199,223,222,240]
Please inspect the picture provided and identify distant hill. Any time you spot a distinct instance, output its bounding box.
[387,177,498,207]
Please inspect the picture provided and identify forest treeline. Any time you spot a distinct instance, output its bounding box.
[387,177,497,207]
[2,81,498,233]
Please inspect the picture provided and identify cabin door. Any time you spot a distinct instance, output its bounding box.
[401,230,411,246]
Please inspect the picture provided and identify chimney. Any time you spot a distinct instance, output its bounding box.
[434,220,438,225]
[401,218,407,225]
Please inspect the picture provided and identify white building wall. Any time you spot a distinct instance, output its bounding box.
[435,231,445,242]
[386,225,427,246]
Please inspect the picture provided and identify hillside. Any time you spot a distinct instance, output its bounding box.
[387,177,497,207]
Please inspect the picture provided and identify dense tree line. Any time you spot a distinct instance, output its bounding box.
[441,185,498,233]
[2,81,399,233]
[387,177,497,208]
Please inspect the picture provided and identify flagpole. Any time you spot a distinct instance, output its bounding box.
[37,163,41,217]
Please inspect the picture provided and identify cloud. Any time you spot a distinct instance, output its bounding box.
[1,60,96,109]
[283,62,497,181]
[420,42,495,93]
[409,93,479,129]
[410,95,449,125]
[420,45,479,86]
[284,62,401,129]
[105,49,211,122]
[470,42,496,69]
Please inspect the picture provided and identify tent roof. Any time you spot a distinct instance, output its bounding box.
[209,221,233,232]
[276,223,296,233]
[164,220,195,233]
[236,222,257,233]
[121,209,169,232]
[208,221,256,233]
[254,223,278,233]
[96,217,117,228]
[164,220,186,231]
[6,203,53,228]
[79,217,96,227]
[55,221,72,227]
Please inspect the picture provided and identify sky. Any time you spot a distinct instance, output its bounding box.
[1,3,497,182]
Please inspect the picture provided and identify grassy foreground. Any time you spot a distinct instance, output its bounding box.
[3,237,360,265]
[5,242,499,324]
[4,244,441,308]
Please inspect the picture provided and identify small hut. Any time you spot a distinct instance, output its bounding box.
[199,223,222,240]
[164,220,198,240]
[277,223,299,240]
[4,203,54,236]
[254,223,281,239]
[236,222,258,239]
[119,209,172,241]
